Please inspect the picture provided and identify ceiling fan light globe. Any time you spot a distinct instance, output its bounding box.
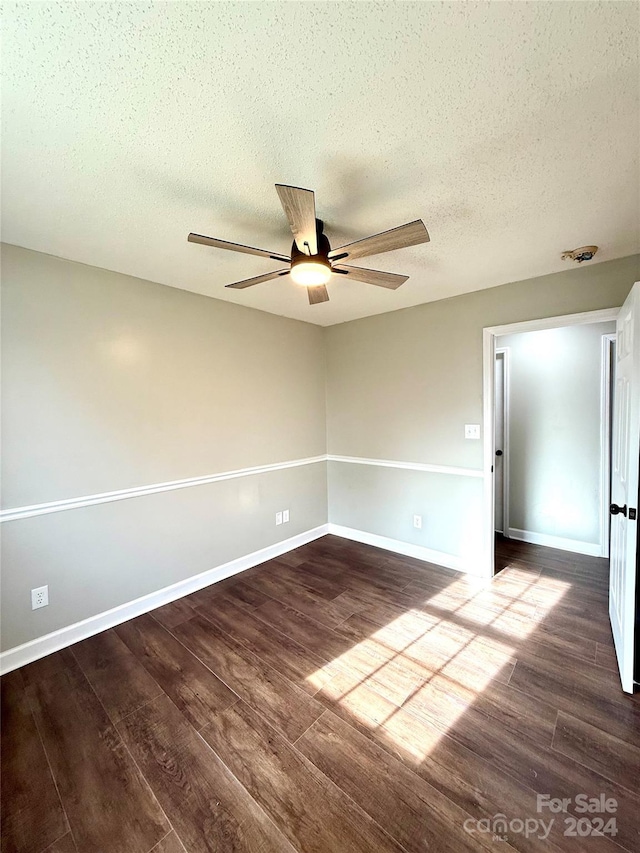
[290,260,331,287]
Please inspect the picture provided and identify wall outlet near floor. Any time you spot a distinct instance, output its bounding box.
[275,511,283,526]
[31,585,49,610]
[464,423,481,439]
[283,509,290,523]
[413,514,423,530]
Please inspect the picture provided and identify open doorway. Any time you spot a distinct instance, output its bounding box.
[492,320,616,571]
[481,308,621,579]
[494,321,615,571]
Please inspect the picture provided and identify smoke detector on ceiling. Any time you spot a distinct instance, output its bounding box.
[561,246,598,263]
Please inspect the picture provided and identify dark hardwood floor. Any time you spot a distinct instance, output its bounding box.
[2,535,639,853]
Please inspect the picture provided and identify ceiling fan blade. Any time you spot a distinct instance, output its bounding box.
[225,269,290,290]
[333,265,409,290]
[328,220,429,262]
[275,184,318,256]
[307,285,329,305]
[188,233,290,263]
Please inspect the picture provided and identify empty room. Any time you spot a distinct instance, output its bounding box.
[2,3,640,853]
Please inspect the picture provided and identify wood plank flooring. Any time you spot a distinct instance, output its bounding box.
[2,535,639,853]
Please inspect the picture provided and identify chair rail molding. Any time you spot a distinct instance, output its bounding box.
[1,454,484,523]
[326,455,483,478]
[0,456,328,522]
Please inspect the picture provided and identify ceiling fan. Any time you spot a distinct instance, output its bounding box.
[188,184,430,305]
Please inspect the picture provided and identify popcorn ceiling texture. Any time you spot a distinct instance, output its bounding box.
[3,1,639,326]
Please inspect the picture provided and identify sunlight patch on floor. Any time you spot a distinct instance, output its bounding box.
[307,563,570,760]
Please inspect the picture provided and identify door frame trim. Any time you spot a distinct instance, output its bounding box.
[494,347,510,536]
[600,333,617,558]
[482,307,620,578]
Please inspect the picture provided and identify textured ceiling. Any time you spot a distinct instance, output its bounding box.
[3,1,639,326]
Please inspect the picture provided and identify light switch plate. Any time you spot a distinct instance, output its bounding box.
[464,424,480,440]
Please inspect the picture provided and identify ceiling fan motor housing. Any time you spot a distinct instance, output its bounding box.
[290,224,332,278]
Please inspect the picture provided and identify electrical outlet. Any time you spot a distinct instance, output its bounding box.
[465,424,481,440]
[31,585,49,610]
[413,514,422,529]
[275,511,283,526]
[283,509,290,523]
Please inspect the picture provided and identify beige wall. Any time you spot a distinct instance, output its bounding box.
[1,245,327,650]
[2,245,326,507]
[326,255,639,565]
[498,321,615,547]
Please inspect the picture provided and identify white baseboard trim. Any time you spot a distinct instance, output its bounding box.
[0,524,329,675]
[507,527,602,557]
[327,523,480,575]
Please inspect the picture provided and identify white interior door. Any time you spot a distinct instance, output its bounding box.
[495,352,506,533]
[609,282,640,694]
